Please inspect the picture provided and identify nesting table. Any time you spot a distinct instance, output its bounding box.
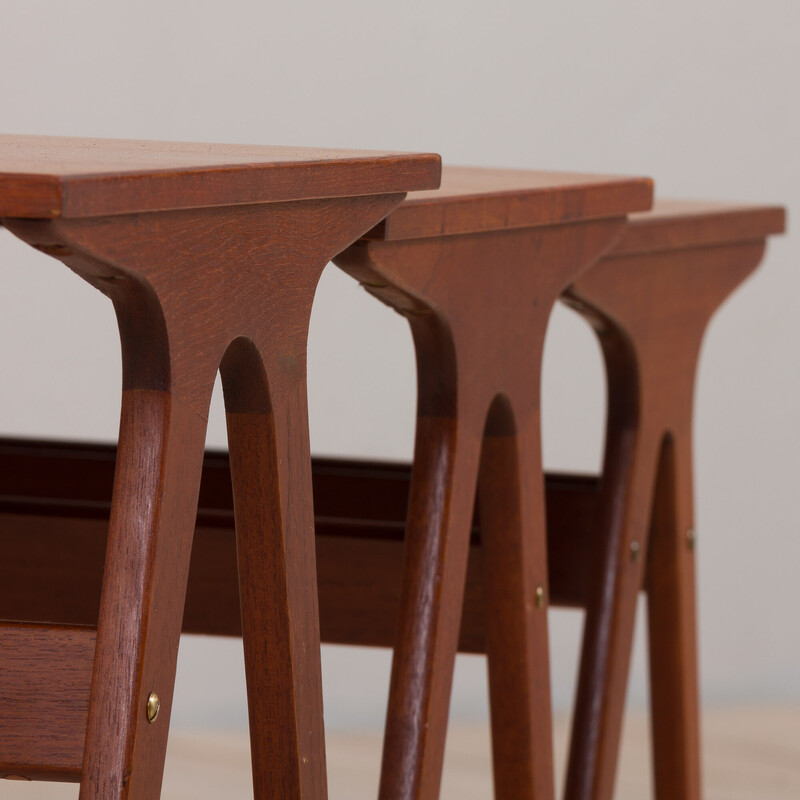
[0,135,440,799]
[0,136,786,800]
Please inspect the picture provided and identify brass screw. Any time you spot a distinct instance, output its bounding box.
[686,528,696,551]
[630,541,641,563]
[534,584,546,609]
[146,692,161,724]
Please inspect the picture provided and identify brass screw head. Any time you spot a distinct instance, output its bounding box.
[534,584,546,609]
[630,541,641,563]
[686,528,696,551]
[146,692,161,724]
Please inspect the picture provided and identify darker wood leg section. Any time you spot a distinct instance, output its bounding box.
[79,389,210,800]
[478,404,554,800]
[647,434,701,800]
[564,421,652,800]
[379,415,482,800]
[223,345,327,800]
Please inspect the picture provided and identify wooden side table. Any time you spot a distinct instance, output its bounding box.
[334,166,652,800]
[0,134,440,800]
[562,200,786,800]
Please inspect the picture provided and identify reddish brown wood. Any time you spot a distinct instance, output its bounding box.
[0,623,94,782]
[366,166,653,240]
[477,407,552,800]
[221,340,329,800]
[646,434,697,800]
[616,200,785,255]
[0,137,439,799]
[562,200,785,800]
[0,134,440,217]
[335,166,651,800]
[0,446,601,640]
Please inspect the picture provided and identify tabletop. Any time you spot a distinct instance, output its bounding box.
[0,134,441,218]
[367,165,654,240]
[616,199,787,254]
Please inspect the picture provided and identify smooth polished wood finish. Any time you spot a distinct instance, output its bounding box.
[366,166,653,239]
[336,167,652,800]
[616,200,785,254]
[0,137,440,799]
[0,623,95,782]
[0,442,601,641]
[0,134,440,217]
[563,200,785,800]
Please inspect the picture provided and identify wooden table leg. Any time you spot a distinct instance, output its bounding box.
[83,388,211,799]
[478,405,554,799]
[336,218,625,800]
[222,340,327,799]
[647,429,701,800]
[380,409,483,800]
[3,192,404,800]
[562,241,768,800]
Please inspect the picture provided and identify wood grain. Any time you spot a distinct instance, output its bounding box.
[0,444,601,640]
[0,134,440,217]
[0,623,94,782]
[617,200,786,254]
[366,165,652,239]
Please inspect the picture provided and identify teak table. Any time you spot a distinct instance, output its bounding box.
[334,166,652,800]
[0,134,440,800]
[562,200,785,800]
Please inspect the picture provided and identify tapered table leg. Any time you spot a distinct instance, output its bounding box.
[379,411,483,800]
[478,405,554,800]
[222,341,327,799]
[647,431,701,800]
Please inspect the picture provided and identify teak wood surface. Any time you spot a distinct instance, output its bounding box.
[561,200,785,800]
[0,445,603,640]
[0,134,440,800]
[335,166,652,800]
[0,134,439,218]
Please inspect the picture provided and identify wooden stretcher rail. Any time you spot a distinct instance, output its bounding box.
[0,438,602,652]
[0,621,94,781]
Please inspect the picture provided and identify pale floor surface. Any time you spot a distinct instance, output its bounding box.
[6,707,799,799]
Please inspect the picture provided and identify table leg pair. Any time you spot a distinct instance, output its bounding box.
[2,193,404,798]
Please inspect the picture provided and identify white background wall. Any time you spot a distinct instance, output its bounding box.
[0,0,797,741]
